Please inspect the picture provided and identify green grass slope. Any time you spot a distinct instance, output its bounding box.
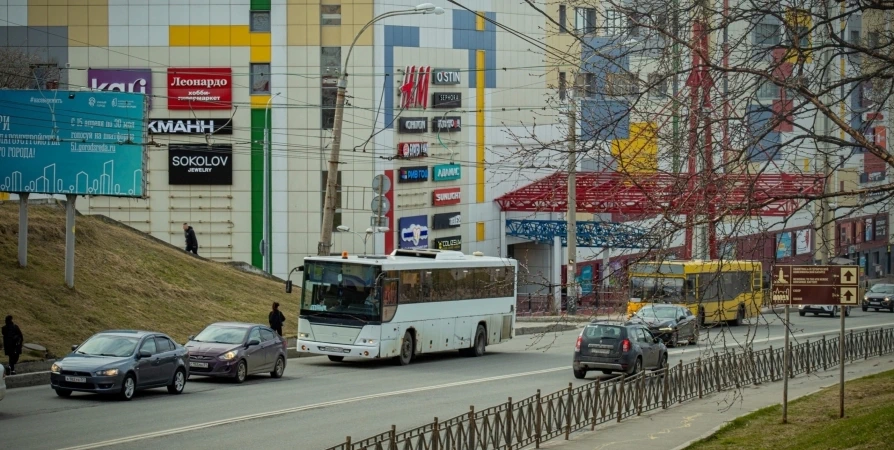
[0,201,298,362]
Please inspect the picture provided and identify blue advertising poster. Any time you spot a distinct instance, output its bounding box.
[398,215,429,249]
[776,232,792,259]
[577,265,594,295]
[0,90,147,197]
[432,163,461,181]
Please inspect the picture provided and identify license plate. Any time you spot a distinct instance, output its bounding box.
[591,349,610,355]
[64,376,86,383]
[189,362,209,368]
[320,346,346,353]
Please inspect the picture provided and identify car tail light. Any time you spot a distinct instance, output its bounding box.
[575,335,582,352]
[621,339,631,353]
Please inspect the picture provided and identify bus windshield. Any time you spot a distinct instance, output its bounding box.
[629,276,685,303]
[301,261,382,322]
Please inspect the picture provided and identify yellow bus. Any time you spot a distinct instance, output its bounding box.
[627,260,765,326]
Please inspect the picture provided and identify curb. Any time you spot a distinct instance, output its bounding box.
[515,324,581,336]
[5,348,322,389]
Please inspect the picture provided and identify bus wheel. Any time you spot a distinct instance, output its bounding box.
[729,305,744,327]
[328,355,344,362]
[697,308,706,327]
[395,331,414,366]
[472,325,486,357]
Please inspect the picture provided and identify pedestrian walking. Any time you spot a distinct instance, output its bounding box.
[2,315,24,375]
[183,223,199,255]
[269,302,286,336]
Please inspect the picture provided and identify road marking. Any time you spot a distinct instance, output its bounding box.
[57,366,567,450]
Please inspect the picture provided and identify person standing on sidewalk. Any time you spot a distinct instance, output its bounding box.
[183,223,199,255]
[2,315,24,375]
[269,302,286,336]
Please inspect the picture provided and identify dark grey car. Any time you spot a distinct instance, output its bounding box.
[572,321,668,379]
[862,283,894,312]
[626,304,699,347]
[50,330,189,401]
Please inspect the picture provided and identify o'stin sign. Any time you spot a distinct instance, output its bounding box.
[433,164,461,181]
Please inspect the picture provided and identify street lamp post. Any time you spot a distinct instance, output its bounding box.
[262,92,280,274]
[318,3,445,256]
[336,225,390,255]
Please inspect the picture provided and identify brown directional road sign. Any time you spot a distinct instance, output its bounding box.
[770,265,860,306]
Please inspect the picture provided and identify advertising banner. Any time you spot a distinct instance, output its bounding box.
[167,68,232,110]
[168,144,233,185]
[433,236,462,251]
[795,229,811,255]
[149,118,233,135]
[0,90,147,197]
[398,166,429,183]
[432,69,461,85]
[432,187,461,206]
[432,212,461,229]
[433,163,461,181]
[398,142,428,159]
[776,232,792,259]
[399,215,429,249]
[432,116,461,132]
[432,92,462,108]
[88,68,152,106]
[398,117,428,133]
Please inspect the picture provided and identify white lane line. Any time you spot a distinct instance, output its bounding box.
[57,366,567,450]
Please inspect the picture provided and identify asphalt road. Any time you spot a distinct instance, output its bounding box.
[2,309,893,450]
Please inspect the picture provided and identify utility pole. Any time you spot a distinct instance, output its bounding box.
[566,95,578,316]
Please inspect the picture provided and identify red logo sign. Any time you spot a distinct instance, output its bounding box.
[167,68,232,110]
[398,142,429,159]
[400,66,430,109]
[432,187,461,206]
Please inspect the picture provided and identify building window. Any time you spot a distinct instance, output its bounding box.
[606,72,638,96]
[753,23,780,47]
[601,9,626,35]
[250,11,271,32]
[756,80,779,100]
[647,72,668,97]
[250,63,270,94]
[575,72,596,97]
[321,47,341,129]
[321,5,342,25]
[574,7,596,34]
[559,71,567,100]
[321,171,343,232]
[559,5,567,33]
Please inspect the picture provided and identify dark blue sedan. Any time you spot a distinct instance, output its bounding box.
[50,330,190,401]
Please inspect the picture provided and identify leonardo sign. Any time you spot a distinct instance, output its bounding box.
[770,265,860,306]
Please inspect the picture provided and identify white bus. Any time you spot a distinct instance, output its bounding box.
[291,249,518,365]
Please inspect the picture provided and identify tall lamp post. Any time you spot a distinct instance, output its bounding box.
[262,92,280,274]
[318,3,445,256]
[337,225,390,255]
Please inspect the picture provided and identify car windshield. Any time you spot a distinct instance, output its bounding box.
[629,276,685,302]
[869,284,894,294]
[635,306,679,320]
[192,326,247,344]
[77,335,140,357]
[301,261,382,322]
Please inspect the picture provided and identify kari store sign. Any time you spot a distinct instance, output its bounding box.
[167,68,232,110]
[399,215,429,249]
[88,68,152,106]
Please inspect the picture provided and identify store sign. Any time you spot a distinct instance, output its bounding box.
[432,116,461,132]
[149,118,233,135]
[88,68,152,106]
[433,236,462,251]
[433,164,461,181]
[432,68,461,85]
[399,215,429,249]
[400,65,431,109]
[876,217,887,240]
[167,68,232,110]
[398,166,429,183]
[432,212,461,229]
[432,92,462,108]
[432,187,461,206]
[398,142,429,159]
[399,117,428,133]
[169,144,233,185]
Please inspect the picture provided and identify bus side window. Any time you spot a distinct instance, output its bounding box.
[686,275,697,303]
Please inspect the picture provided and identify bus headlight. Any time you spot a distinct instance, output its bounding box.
[299,332,309,338]
[360,339,376,344]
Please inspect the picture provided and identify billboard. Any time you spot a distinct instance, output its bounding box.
[169,144,233,185]
[149,118,233,135]
[433,164,461,181]
[167,68,232,110]
[0,90,147,197]
[87,69,152,106]
[399,215,429,249]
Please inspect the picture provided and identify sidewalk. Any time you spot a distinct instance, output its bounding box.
[536,356,894,450]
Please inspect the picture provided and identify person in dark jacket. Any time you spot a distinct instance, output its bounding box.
[269,302,286,336]
[183,223,199,255]
[2,315,24,375]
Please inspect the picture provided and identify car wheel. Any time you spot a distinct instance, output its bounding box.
[167,369,186,395]
[55,388,72,398]
[118,374,136,401]
[234,360,247,383]
[601,370,613,375]
[862,306,868,312]
[328,355,345,363]
[799,311,805,317]
[395,331,414,366]
[628,357,642,376]
[573,367,587,379]
[668,331,678,347]
[655,353,668,372]
[271,357,286,378]
[688,327,699,346]
[472,325,486,357]
[730,306,744,326]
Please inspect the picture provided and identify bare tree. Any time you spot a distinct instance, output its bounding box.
[0,47,61,89]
